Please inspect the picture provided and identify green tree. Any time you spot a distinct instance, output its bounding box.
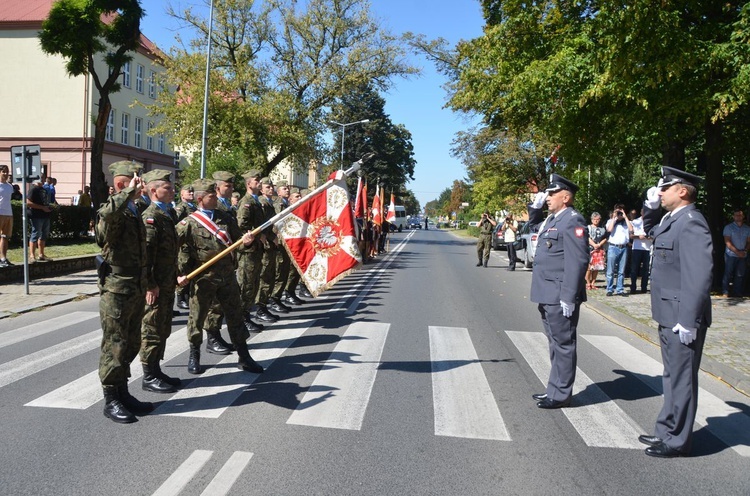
[39,0,144,206]
[155,0,417,177]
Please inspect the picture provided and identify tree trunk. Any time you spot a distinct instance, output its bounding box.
[702,119,724,289]
[90,95,111,209]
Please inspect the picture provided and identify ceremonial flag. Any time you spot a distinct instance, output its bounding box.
[371,184,382,226]
[276,177,362,297]
[362,181,368,219]
[354,176,365,219]
[546,145,561,165]
[386,192,396,223]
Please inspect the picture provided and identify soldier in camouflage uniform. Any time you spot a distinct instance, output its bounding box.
[176,179,263,375]
[96,161,153,424]
[476,209,497,267]
[269,180,294,313]
[173,185,196,309]
[255,177,283,321]
[139,170,181,394]
[236,169,268,330]
[199,171,238,355]
[282,187,306,305]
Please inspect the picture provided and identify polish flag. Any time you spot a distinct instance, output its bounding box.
[386,192,396,223]
[371,184,382,226]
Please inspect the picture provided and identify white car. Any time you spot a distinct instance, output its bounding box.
[515,222,539,268]
[468,221,480,227]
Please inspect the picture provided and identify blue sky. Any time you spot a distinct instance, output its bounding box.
[140,1,485,209]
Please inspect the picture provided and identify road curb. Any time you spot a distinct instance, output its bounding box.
[584,298,749,397]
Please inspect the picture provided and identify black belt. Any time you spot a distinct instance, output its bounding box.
[110,265,145,277]
[610,243,628,248]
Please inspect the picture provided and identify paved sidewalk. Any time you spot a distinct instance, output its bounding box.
[1,269,748,396]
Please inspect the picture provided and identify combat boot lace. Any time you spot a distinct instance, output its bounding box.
[103,387,136,424]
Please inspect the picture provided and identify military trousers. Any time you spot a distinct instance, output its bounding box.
[286,264,302,293]
[477,235,492,262]
[538,303,579,402]
[257,246,278,304]
[654,324,707,453]
[237,248,263,310]
[273,243,291,299]
[98,275,146,386]
[187,270,248,348]
[140,286,176,366]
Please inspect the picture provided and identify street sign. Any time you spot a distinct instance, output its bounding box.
[10,145,41,182]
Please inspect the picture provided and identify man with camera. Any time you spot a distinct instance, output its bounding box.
[476,209,497,267]
[503,212,519,271]
[605,203,634,296]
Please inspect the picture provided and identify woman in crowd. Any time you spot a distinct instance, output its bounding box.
[585,212,607,289]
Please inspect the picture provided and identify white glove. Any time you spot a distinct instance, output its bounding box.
[644,186,660,210]
[531,191,548,209]
[560,300,574,318]
[673,323,697,345]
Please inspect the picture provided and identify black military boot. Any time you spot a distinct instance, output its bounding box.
[276,297,294,312]
[483,260,488,267]
[176,291,189,310]
[244,312,265,332]
[283,290,304,306]
[103,386,136,424]
[206,332,233,355]
[117,383,154,415]
[188,344,202,374]
[298,284,313,298]
[142,364,177,393]
[236,345,264,374]
[155,365,181,387]
[255,305,279,323]
[268,297,290,314]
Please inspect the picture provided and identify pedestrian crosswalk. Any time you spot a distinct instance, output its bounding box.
[2,312,749,457]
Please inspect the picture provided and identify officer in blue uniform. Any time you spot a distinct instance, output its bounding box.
[527,174,589,409]
[637,167,712,458]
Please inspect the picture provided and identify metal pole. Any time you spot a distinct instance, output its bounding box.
[21,146,30,294]
[340,126,345,170]
[199,0,215,179]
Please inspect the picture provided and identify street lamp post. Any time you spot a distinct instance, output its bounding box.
[330,119,370,169]
[199,0,216,179]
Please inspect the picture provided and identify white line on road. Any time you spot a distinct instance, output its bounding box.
[429,326,511,441]
[287,321,389,430]
[0,312,98,350]
[152,449,213,496]
[199,451,254,496]
[506,331,643,449]
[583,334,750,457]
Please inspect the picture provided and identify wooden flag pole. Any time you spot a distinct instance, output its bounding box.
[183,154,373,282]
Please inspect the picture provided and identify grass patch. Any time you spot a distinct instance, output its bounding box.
[6,237,100,263]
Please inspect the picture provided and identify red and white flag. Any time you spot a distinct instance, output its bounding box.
[386,192,396,223]
[371,184,382,226]
[353,176,365,219]
[275,177,362,297]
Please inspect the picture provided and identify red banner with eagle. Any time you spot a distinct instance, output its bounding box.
[275,177,362,297]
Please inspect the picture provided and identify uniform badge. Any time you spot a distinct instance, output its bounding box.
[575,227,585,238]
[179,219,187,225]
[146,218,155,225]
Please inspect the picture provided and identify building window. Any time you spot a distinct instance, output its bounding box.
[105,109,115,142]
[121,113,130,145]
[146,121,154,151]
[158,133,165,154]
[136,64,144,94]
[122,62,131,88]
[148,70,156,98]
[134,117,142,148]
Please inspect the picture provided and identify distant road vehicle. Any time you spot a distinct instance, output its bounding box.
[468,221,479,227]
[516,222,538,268]
[408,218,422,229]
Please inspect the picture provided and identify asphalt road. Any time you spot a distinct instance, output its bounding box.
[1,228,748,495]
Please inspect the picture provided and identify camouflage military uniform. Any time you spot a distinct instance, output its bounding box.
[257,192,278,306]
[476,214,495,267]
[173,197,196,307]
[272,195,292,300]
[236,191,265,315]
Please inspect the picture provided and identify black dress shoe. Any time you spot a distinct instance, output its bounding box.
[645,442,686,458]
[255,307,279,323]
[532,393,547,401]
[536,397,571,409]
[268,299,290,314]
[244,317,264,332]
[638,435,662,447]
[177,299,189,309]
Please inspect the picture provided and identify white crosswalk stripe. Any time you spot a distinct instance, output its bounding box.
[0,311,98,350]
[430,326,510,440]
[583,335,750,457]
[287,321,389,430]
[506,330,644,449]
[151,450,253,496]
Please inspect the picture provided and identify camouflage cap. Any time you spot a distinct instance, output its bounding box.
[260,177,274,186]
[290,187,300,194]
[142,169,172,184]
[212,170,235,183]
[232,192,241,199]
[242,169,262,181]
[275,179,289,187]
[192,178,216,194]
[108,160,137,178]
[300,188,310,196]
[180,183,194,192]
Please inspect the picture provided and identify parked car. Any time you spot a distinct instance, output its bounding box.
[408,217,422,229]
[492,221,526,251]
[468,221,480,227]
[515,221,538,268]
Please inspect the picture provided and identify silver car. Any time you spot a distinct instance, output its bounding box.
[515,221,539,268]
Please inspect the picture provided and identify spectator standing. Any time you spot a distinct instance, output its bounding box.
[0,165,14,267]
[527,174,589,409]
[605,203,633,296]
[503,213,519,271]
[639,166,712,458]
[43,176,57,204]
[721,209,750,297]
[630,208,652,293]
[424,216,428,230]
[11,184,22,201]
[585,212,607,289]
[26,179,53,262]
[476,209,497,267]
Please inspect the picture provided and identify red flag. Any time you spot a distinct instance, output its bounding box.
[386,192,396,223]
[362,181,368,220]
[276,178,362,297]
[354,176,364,219]
[547,145,561,165]
[371,184,382,226]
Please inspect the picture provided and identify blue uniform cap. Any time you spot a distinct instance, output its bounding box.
[660,166,702,188]
[545,173,579,194]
